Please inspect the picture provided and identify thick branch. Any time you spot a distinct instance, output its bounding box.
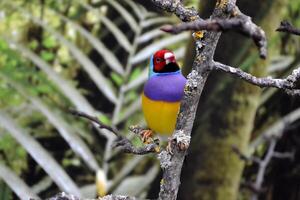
[276,21,300,36]
[150,0,200,22]
[161,7,267,58]
[213,61,300,94]
[157,1,238,200]
[113,137,158,155]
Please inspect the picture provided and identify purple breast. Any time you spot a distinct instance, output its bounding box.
[144,74,186,102]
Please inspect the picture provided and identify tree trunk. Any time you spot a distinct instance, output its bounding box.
[179,0,288,199]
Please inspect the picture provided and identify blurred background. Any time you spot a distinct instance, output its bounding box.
[0,0,299,199]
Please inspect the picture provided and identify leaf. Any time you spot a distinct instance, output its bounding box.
[0,181,13,200]
[98,114,111,126]
[1,36,95,115]
[108,156,144,192]
[0,134,27,174]
[42,36,57,48]
[100,15,132,52]
[0,73,100,172]
[31,176,52,194]
[137,29,166,44]
[128,67,142,82]
[52,9,126,74]
[105,0,139,32]
[80,184,96,198]
[111,72,124,86]
[122,0,145,20]
[29,40,39,50]
[131,33,189,65]
[0,163,40,200]
[0,111,82,197]
[267,55,294,73]
[115,96,142,125]
[124,91,138,103]
[8,3,118,103]
[40,50,55,61]
[113,165,159,196]
[123,68,148,92]
[141,17,176,28]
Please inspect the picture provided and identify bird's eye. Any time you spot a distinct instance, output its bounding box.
[156,58,162,63]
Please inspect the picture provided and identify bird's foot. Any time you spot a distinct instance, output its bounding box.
[166,137,174,155]
[140,129,154,144]
[140,130,161,153]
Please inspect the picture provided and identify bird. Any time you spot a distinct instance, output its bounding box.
[141,49,186,142]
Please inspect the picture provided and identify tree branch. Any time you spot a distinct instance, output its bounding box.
[161,6,267,58]
[69,110,159,155]
[69,109,119,137]
[21,1,300,200]
[66,1,281,200]
[213,61,300,94]
[276,21,300,36]
[156,1,238,199]
[250,107,300,152]
[112,137,158,155]
[45,192,136,200]
[232,145,261,164]
[235,131,294,200]
[150,0,200,22]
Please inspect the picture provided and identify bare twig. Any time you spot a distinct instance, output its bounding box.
[251,139,277,200]
[273,151,295,160]
[69,109,120,136]
[70,110,159,155]
[232,145,261,164]
[276,21,300,36]
[161,7,267,58]
[235,134,294,200]
[249,107,300,153]
[213,61,300,94]
[240,182,265,195]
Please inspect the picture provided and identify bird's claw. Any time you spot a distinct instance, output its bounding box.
[140,129,154,144]
[166,137,174,155]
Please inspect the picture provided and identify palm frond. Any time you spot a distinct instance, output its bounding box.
[0,112,82,197]
[0,163,40,200]
[0,73,100,172]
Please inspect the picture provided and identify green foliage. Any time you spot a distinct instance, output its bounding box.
[0,181,13,200]
[110,72,124,87]
[0,0,187,198]
[42,36,57,49]
[0,134,27,174]
[129,68,142,82]
[40,50,55,61]
[98,114,111,126]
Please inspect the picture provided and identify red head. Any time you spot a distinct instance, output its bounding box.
[153,49,179,73]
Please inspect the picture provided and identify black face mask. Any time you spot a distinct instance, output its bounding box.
[154,62,180,73]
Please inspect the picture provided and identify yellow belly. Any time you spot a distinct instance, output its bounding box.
[142,93,180,135]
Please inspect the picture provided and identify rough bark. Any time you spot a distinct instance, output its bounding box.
[156,0,236,199]
[179,0,288,199]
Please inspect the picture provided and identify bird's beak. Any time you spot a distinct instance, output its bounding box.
[164,52,176,64]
